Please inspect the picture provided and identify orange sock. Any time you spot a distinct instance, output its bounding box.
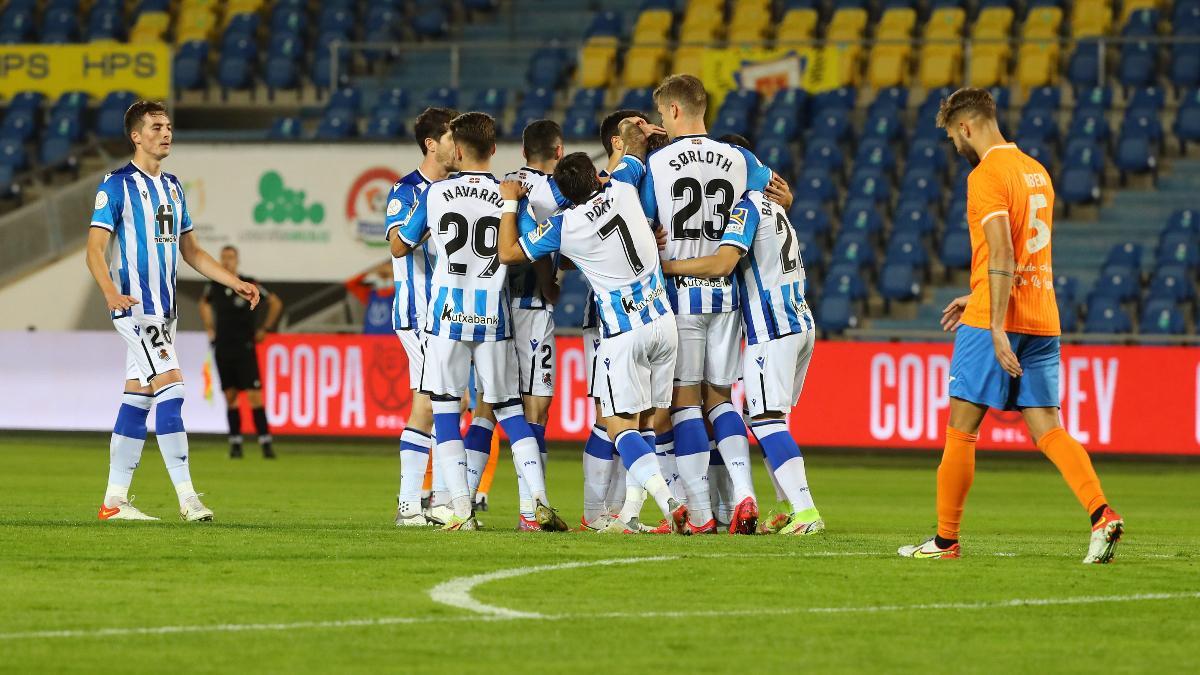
[478,431,501,495]
[1037,427,1107,515]
[936,426,978,540]
[421,447,434,492]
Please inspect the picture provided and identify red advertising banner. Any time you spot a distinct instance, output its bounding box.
[255,334,1200,455]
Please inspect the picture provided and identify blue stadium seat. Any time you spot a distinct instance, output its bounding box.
[268,116,303,140]
[899,170,941,207]
[893,205,936,237]
[823,264,869,301]
[711,110,752,140]
[470,88,508,118]
[803,138,844,172]
[1170,45,1200,89]
[838,206,883,240]
[318,7,355,34]
[585,10,621,38]
[570,88,605,114]
[39,135,74,168]
[519,87,554,115]
[1060,168,1101,208]
[618,88,654,112]
[1147,266,1196,304]
[562,109,596,140]
[1084,297,1132,334]
[885,232,929,268]
[315,115,355,140]
[1026,86,1061,110]
[1129,86,1166,111]
[846,170,890,206]
[1139,300,1185,335]
[940,229,972,269]
[812,87,856,114]
[134,0,169,16]
[40,8,77,43]
[869,87,908,115]
[424,87,458,109]
[789,201,832,237]
[1157,233,1200,269]
[862,109,902,143]
[1054,275,1079,305]
[766,88,807,128]
[265,58,299,92]
[0,137,28,171]
[756,138,793,180]
[1104,242,1143,269]
[1122,9,1160,37]
[1068,41,1101,88]
[1064,139,1105,173]
[756,109,799,142]
[1068,112,1110,144]
[795,229,824,277]
[271,8,306,34]
[815,294,855,333]
[365,114,404,140]
[225,13,260,39]
[1114,136,1156,180]
[527,48,570,88]
[413,6,448,37]
[1176,96,1200,151]
[1016,108,1059,142]
[1177,0,1200,32]
[878,263,920,302]
[1019,137,1054,168]
[96,91,136,138]
[1074,86,1113,115]
[1090,266,1140,303]
[1057,296,1079,332]
[87,8,123,41]
[809,110,852,143]
[906,138,947,176]
[0,110,34,143]
[1165,208,1200,239]
[831,232,876,269]
[221,33,257,60]
[1122,109,1163,143]
[217,55,254,92]
[1119,41,1157,88]
[8,91,43,114]
[721,90,759,115]
[854,138,896,174]
[173,41,208,91]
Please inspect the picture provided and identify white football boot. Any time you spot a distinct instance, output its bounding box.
[179,495,214,522]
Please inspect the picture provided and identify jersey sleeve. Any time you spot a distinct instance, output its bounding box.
[396,192,429,247]
[175,177,194,234]
[609,155,646,187]
[518,213,563,262]
[639,162,659,226]
[736,146,773,192]
[517,200,540,235]
[967,165,1010,227]
[527,180,564,222]
[547,176,571,210]
[384,183,417,241]
[90,177,124,231]
[721,196,759,252]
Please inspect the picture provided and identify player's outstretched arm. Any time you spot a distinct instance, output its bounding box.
[85,227,139,312]
[982,214,1022,377]
[180,231,260,309]
[661,245,743,279]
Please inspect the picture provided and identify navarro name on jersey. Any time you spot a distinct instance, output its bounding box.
[440,182,503,207]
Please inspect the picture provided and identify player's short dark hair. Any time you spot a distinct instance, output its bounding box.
[413,106,458,154]
[522,119,563,163]
[124,100,169,144]
[599,109,646,156]
[553,152,601,205]
[646,132,669,154]
[936,87,997,129]
[717,133,751,150]
[653,74,707,117]
[449,112,496,161]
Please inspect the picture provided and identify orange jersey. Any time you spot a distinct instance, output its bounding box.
[960,143,1060,336]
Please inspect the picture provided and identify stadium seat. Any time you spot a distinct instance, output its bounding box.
[862,109,903,143]
[1019,137,1054,167]
[1147,266,1196,304]
[1165,208,1200,239]
[918,44,962,90]
[1157,234,1200,269]
[1068,112,1110,143]
[0,137,28,171]
[756,139,794,180]
[1055,274,1080,305]
[1017,42,1059,89]
[893,205,937,237]
[1121,7,1160,35]
[899,170,941,207]
[803,138,844,172]
[1067,41,1102,88]
[1071,0,1111,38]
[528,48,570,88]
[570,88,605,115]
[886,231,930,268]
[939,229,972,270]
[562,109,596,140]
[1057,296,1079,332]
[824,264,869,301]
[840,205,884,240]
[1119,41,1158,88]
[853,138,896,175]
[96,91,136,138]
[1104,242,1143,270]
[846,171,890,206]
[756,109,799,142]
[1176,93,1200,151]
[1026,86,1062,110]
[315,114,354,140]
[268,116,302,140]
[867,45,911,89]
[1090,266,1140,303]
[365,115,404,140]
[790,202,832,238]
[809,110,852,144]
[1140,301,1186,335]
[879,263,920,302]
[1017,108,1059,142]
[622,47,668,89]
[776,7,818,45]
[585,10,622,38]
[906,138,948,176]
[577,37,618,88]
[797,168,837,206]
[795,229,825,276]
[815,294,856,333]
[1115,136,1156,182]
[1122,109,1163,144]
[1084,297,1132,334]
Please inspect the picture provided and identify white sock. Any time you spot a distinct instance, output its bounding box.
[516,470,534,519]
[106,392,152,504]
[431,443,449,507]
[671,408,713,525]
[617,468,648,523]
[432,400,472,518]
[582,444,614,523]
[627,453,674,517]
[654,432,687,503]
[398,428,432,515]
[605,457,625,514]
[495,404,548,506]
[709,402,755,502]
[154,384,195,503]
[775,457,816,512]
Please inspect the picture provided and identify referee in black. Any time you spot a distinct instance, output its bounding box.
[199,245,284,459]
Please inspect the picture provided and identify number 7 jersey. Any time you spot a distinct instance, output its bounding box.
[960,143,1060,336]
[396,170,511,341]
[640,134,772,315]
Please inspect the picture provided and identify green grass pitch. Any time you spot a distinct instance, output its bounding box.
[1,433,1197,673]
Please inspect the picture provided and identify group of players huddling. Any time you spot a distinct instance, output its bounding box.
[87,76,1125,562]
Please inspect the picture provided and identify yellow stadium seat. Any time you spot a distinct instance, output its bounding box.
[623,46,668,89]
[867,45,910,88]
[1072,0,1112,38]
[973,7,1015,37]
[831,44,863,87]
[1017,42,1059,89]
[226,0,265,14]
[776,8,817,45]
[679,15,721,44]
[180,0,220,11]
[632,9,673,46]
[968,49,1007,87]
[1023,7,1063,40]
[178,8,218,35]
[1119,0,1157,24]
[682,0,722,26]
[672,46,707,78]
[133,11,170,35]
[728,1,771,44]
[918,44,961,89]
[827,8,868,41]
[878,8,916,37]
[578,38,617,89]
[925,7,966,39]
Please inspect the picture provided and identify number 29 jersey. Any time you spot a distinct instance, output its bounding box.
[90,162,192,320]
[640,134,772,315]
[396,171,511,342]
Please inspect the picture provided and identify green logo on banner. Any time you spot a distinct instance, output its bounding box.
[253,171,325,224]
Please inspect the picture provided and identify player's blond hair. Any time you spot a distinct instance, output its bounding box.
[653,74,708,118]
[936,88,997,129]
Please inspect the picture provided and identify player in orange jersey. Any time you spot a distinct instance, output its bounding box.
[898,88,1124,563]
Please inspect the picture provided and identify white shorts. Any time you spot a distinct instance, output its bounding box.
[742,330,815,418]
[113,315,180,386]
[674,311,743,387]
[583,326,601,398]
[512,307,555,398]
[420,334,520,404]
[395,329,425,389]
[596,315,678,418]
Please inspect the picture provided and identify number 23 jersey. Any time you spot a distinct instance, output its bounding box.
[960,144,1060,336]
[396,171,511,342]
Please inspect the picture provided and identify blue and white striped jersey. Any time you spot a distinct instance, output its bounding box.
[582,156,647,329]
[384,168,435,331]
[90,162,192,319]
[397,171,511,342]
[503,166,571,310]
[640,135,772,315]
[519,180,670,338]
[723,191,813,345]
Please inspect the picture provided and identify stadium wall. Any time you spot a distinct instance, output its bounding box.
[3,331,1197,455]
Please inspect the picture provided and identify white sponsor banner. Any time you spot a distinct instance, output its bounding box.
[168,143,531,281]
[0,330,228,433]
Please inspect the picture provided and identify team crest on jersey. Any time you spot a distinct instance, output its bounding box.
[157,348,170,361]
[727,207,748,235]
[94,191,108,210]
[542,372,552,387]
[386,198,403,217]
[170,187,179,202]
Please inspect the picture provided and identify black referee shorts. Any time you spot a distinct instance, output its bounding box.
[214,341,262,391]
